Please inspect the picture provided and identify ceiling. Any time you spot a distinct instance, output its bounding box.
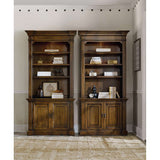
[14,0,134,6]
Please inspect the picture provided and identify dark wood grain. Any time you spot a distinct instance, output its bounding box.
[26,30,76,135]
[79,30,129,135]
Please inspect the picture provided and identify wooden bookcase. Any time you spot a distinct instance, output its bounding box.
[26,31,76,135]
[78,31,129,135]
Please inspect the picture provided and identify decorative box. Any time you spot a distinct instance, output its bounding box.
[107,60,118,64]
[104,72,118,76]
[37,71,51,77]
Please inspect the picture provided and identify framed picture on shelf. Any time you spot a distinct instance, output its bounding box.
[134,38,141,71]
[43,81,58,97]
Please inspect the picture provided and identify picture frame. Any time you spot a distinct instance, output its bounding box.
[134,38,141,71]
[43,81,58,97]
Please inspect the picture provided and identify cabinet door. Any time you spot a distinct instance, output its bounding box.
[86,102,103,129]
[50,103,69,129]
[33,102,50,129]
[104,102,122,129]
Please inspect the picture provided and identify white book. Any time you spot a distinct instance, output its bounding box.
[37,71,51,76]
[96,48,111,52]
[104,72,118,76]
[52,93,64,99]
[98,92,110,99]
[53,57,63,64]
[44,49,59,52]
[109,87,116,98]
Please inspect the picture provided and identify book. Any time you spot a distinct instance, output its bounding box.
[98,92,110,99]
[109,87,116,98]
[44,49,59,52]
[53,57,63,64]
[104,72,118,76]
[116,92,120,98]
[96,48,111,52]
[37,71,51,76]
[52,93,64,99]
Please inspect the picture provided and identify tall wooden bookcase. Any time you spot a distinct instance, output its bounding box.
[26,31,76,135]
[78,31,129,135]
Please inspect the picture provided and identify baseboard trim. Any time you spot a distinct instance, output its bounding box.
[127,124,133,133]
[14,124,28,133]
[15,124,79,134]
[14,124,134,135]
[133,125,146,141]
[74,125,79,133]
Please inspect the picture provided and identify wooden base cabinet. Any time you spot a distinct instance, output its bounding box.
[80,99,127,136]
[27,99,74,135]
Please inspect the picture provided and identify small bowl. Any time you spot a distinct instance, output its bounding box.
[89,93,94,98]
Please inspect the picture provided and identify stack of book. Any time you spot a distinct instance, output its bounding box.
[109,87,120,98]
[52,93,64,99]
[53,57,63,64]
[51,90,64,99]
[109,87,116,98]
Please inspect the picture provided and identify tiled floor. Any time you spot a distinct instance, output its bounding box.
[14,134,146,160]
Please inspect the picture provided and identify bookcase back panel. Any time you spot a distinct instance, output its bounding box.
[32,79,69,98]
[85,56,122,64]
[33,55,69,64]
[85,42,122,52]
[32,67,69,77]
[85,68,122,76]
[85,79,122,98]
[33,42,70,52]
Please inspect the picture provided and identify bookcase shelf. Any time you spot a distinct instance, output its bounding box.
[33,51,70,55]
[33,64,70,67]
[85,64,122,67]
[85,76,122,79]
[79,30,129,136]
[85,51,122,56]
[33,76,70,79]
[79,98,128,101]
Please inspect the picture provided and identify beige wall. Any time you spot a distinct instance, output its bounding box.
[14,5,134,133]
[133,0,146,140]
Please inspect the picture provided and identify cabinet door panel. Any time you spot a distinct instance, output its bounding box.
[52,103,69,129]
[86,103,103,129]
[104,102,122,129]
[33,103,49,129]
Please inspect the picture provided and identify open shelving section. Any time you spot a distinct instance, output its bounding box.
[26,30,76,135]
[79,30,129,136]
